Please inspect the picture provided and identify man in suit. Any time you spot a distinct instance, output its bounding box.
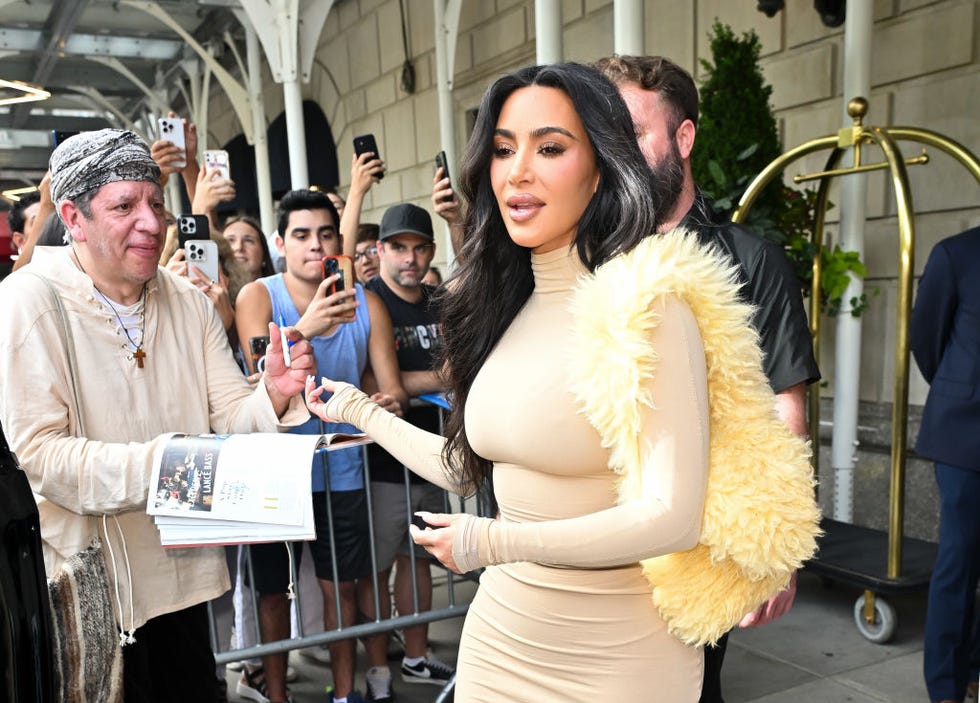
[911,224,980,703]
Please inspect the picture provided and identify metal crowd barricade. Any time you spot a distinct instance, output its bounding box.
[207,394,480,699]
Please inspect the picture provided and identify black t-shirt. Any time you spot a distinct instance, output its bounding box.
[680,193,820,393]
[365,276,443,483]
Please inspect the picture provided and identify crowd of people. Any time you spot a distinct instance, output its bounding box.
[17,49,978,703]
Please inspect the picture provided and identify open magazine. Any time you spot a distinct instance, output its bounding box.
[147,431,370,548]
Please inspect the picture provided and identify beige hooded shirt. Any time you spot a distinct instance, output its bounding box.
[0,247,309,632]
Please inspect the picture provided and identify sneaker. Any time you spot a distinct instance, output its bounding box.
[237,667,270,703]
[400,657,454,685]
[326,687,365,702]
[365,666,395,702]
[237,666,295,703]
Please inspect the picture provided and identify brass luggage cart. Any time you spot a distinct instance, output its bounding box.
[732,98,980,643]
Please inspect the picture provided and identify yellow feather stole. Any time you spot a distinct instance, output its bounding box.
[567,228,821,646]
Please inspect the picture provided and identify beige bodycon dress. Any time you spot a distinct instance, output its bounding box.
[333,246,710,702]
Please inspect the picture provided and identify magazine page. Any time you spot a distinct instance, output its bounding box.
[148,433,322,526]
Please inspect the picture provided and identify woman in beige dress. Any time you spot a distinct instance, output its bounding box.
[306,62,711,701]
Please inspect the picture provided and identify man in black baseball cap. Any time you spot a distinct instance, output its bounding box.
[378,202,434,243]
[364,202,456,693]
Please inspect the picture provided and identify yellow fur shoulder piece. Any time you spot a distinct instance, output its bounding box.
[567,228,821,646]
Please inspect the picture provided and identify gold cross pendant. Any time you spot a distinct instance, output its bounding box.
[133,347,146,368]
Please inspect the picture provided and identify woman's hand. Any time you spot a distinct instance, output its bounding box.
[409,511,491,574]
[305,375,359,423]
[410,511,465,573]
[739,571,798,628]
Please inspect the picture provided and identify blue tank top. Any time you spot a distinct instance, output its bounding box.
[260,274,371,491]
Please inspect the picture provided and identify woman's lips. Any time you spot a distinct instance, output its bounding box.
[505,194,544,223]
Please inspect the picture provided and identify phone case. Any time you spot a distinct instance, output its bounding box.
[321,255,354,295]
[435,151,452,201]
[353,134,383,179]
[248,336,270,373]
[204,149,230,180]
[176,214,210,249]
[158,117,186,168]
[185,239,220,284]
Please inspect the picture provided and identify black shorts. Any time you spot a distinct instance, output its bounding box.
[245,490,373,594]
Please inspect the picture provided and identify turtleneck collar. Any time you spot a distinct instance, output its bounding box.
[530,244,588,294]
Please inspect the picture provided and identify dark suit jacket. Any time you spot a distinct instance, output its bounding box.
[911,225,980,470]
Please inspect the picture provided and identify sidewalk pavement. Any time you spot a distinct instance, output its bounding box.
[228,571,931,702]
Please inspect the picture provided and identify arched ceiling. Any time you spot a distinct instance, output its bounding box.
[0,0,241,198]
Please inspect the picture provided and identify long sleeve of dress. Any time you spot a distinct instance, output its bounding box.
[326,383,468,495]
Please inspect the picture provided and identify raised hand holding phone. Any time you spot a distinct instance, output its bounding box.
[432,155,461,229]
[353,134,384,180]
[157,116,186,168]
[204,149,230,180]
[292,277,358,340]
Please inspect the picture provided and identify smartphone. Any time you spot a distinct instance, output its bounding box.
[185,239,220,284]
[411,514,433,531]
[176,214,210,249]
[204,149,230,180]
[321,255,354,295]
[51,130,80,148]
[435,150,452,201]
[353,134,383,180]
[248,335,270,373]
[157,116,186,168]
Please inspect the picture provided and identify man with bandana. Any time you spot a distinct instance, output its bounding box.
[594,56,820,703]
[0,129,315,702]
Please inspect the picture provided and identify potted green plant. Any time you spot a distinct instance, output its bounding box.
[693,21,869,316]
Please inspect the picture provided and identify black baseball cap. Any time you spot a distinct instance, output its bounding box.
[379,203,433,241]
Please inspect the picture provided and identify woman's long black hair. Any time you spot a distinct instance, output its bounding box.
[438,62,664,491]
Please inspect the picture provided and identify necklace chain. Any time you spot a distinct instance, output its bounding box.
[71,248,148,367]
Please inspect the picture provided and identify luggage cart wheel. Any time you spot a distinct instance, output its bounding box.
[853,590,896,643]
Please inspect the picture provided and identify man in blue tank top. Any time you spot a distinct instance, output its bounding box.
[235,189,407,703]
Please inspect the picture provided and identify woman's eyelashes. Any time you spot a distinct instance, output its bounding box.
[491,142,567,159]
